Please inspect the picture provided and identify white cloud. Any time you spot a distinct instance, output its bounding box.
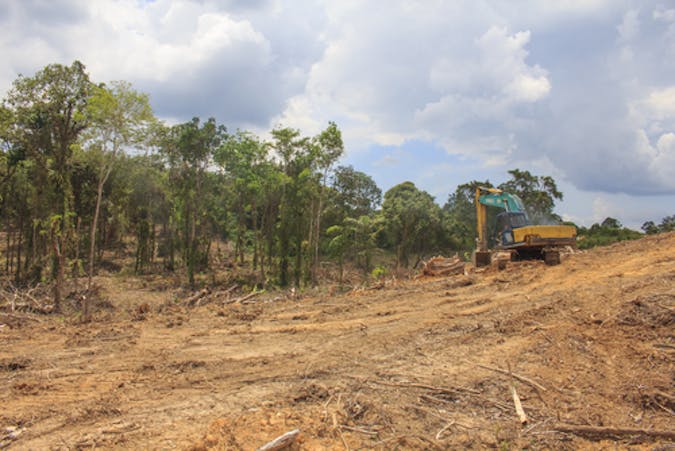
[276,13,551,162]
[644,86,675,119]
[0,0,318,128]
[592,196,621,223]
[617,9,640,42]
[653,6,675,22]
[653,132,675,182]
[1,0,674,202]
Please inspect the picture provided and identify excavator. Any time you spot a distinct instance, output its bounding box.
[472,187,576,267]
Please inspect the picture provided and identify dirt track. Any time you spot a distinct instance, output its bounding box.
[1,233,674,449]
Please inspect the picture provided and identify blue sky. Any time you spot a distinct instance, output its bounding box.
[1,0,674,228]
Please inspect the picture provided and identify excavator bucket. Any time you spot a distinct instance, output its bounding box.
[472,250,491,267]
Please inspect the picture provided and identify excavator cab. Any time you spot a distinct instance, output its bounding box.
[493,211,529,246]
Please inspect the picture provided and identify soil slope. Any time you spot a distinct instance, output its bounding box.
[1,233,673,449]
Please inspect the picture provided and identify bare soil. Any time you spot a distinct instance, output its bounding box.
[1,233,674,450]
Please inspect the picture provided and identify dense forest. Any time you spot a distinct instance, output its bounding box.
[0,62,671,314]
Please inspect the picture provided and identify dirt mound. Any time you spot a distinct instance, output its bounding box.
[1,232,674,449]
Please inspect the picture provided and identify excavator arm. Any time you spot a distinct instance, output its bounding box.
[473,187,502,265]
[474,187,525,255]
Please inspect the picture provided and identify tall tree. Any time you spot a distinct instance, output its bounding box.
[330,165,382,221]
[161,118,226,288]
[83,81,154,313]
[271,127,314,287]
[327,215,382,286]
[4,61,93,310]
[214,131,267,266]
[309,122,344,285]
[382,181,442,268]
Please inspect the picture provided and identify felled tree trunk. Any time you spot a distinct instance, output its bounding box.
[421,255,465,277]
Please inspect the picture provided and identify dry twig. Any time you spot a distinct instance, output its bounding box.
[553,423,675,440]
[435,421,455,440]
[476,363,547,392]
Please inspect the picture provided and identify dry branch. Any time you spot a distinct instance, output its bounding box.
[186,288,210,306]
[553,423,675,440]
[0,285,53,314]
[476,363,547,392]
[256,429,300,451]
[219,284,240,299]
[339,425,379,436]
[223,290,261,305]
[239,291,263,304]
[435,421,455,440]
[372,379,481,395]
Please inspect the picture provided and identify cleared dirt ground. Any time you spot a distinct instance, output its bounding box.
[1,233,674,450]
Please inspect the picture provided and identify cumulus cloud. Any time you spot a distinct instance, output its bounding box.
[0,0,324,129]
[275,3,551,159]
[275,1,674,195]
[617,9,640,41]
[1,0,674,199]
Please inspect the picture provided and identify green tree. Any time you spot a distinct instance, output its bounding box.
[214,131,266,267]
[308,122,344,286]
[658,215,674,232]
[497,169,563,223]
[330,165,382,220]
[578,217,641,249]
[600,217,621,229]
[382,181,442,268]
[271,127,316,287]
[443,180,492,253]
[4,61,93,310]
[161,118,227,288]
[641,221,659,235]
[123,154,170,273]
[327,215,382,285]
[83,81,154,312]
[641,215,674,235]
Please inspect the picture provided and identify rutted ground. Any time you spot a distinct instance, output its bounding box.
[1,233,673,449]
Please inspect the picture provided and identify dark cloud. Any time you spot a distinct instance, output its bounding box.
[142,56,291,128]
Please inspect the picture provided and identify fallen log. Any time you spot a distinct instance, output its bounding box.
[553,423,675,441]
[256,429,300,451]
[421,256,464,277]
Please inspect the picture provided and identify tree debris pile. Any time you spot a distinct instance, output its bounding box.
[419,255,465,277]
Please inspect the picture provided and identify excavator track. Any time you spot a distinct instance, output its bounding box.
[543,249,561,265]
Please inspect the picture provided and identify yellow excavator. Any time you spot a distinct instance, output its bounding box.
[472,187,576,267]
